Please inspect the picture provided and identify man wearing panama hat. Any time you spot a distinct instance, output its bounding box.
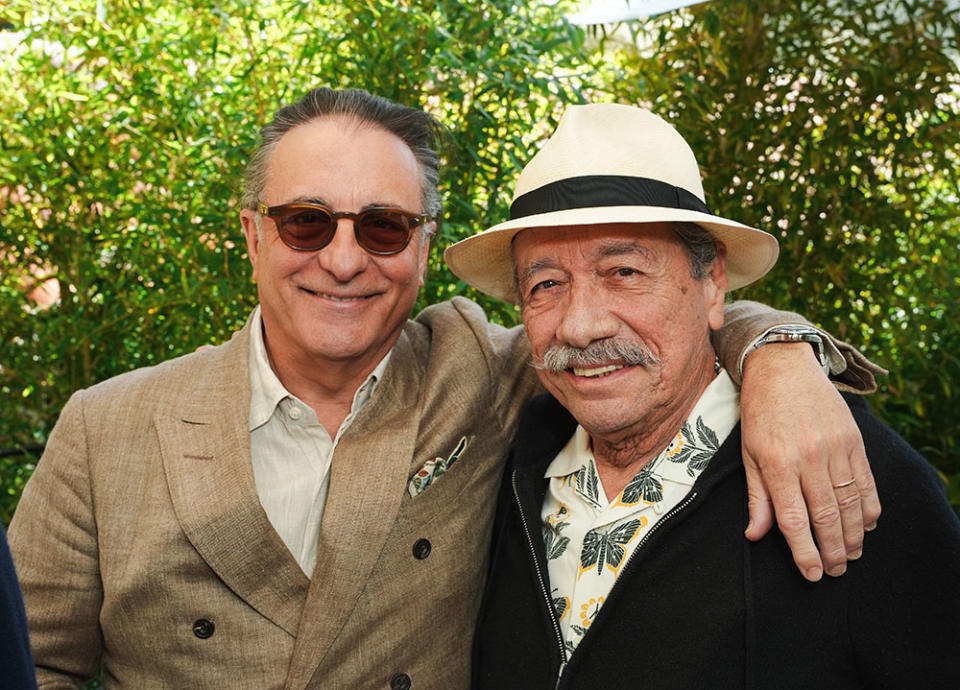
[456,103,960,688]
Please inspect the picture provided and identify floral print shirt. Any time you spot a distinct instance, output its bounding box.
[541,370,740,655]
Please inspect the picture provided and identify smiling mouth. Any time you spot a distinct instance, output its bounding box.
[301,287,370,302]
[571,364,629,378]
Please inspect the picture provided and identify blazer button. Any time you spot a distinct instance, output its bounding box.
[412,538,431,560]
[193,619,215,639]
[390,672,412,690]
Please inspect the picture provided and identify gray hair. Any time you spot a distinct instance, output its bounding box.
[671,222,722,280]
[241,87,444,219]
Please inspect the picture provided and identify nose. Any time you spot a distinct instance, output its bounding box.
[554,280,619,349]
[315,218,369,281]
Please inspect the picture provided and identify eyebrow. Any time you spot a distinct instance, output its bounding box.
[286,195,331,207]
[595,241,654,260]
[515,240,656,284]
[516,257,561,288]
[286,195,408,212]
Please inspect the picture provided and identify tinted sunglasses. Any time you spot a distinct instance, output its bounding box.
[257,201,433,255]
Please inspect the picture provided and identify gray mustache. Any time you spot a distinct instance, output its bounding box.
[534,339,661,373]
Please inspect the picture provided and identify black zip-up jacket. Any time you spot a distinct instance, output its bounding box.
[474,393,960,689]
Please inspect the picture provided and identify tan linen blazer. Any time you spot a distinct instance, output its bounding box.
[8,298,876,689]
[10,298,537,689]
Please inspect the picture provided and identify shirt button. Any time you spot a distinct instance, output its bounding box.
[390,673,412,690]
[192,619,215,639]
[412,539,431,560]
[288,406,302,421]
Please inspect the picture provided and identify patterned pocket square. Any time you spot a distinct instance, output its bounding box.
[408,436,469,498]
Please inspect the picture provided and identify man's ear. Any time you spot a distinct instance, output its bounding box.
[705,245,728,331]
[417,222,434,287]
[240,209,260,281]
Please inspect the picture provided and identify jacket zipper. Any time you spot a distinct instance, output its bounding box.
[532,482,701,689]
[621,490,699,573]
[511,469,568,682]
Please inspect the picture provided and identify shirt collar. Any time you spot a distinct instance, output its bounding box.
[247,305,391,431]
[544,369,740,485]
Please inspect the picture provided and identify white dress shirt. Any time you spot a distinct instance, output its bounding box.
[247,306,389,575]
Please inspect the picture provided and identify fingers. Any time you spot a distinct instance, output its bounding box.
[736,340,881,581]
[760,458,825,582]
[751,444,874,582]
[821,432,880,564]
[816,406,878,571]
[803,466,850,578]
[742,455,775,542]
[784,434,874,579]
[743,447,825,582]
[832,479,864,560]
[741,440,862,581]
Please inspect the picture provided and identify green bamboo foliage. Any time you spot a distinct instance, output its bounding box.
[1,0,958,522]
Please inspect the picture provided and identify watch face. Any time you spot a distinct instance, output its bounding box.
[771,326,819,337]
[763,327,828,369]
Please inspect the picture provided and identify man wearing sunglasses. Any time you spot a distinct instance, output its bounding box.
[10,88,882,689]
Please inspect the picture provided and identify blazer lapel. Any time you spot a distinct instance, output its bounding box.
[157,323,310,636]
[285,328,425,689]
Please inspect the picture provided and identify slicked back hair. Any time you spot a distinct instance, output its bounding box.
[241,87,444,219]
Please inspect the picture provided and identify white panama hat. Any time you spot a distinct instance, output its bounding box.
[444,103,779,304]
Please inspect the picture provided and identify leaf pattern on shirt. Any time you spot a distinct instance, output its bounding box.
[578,518,644,578]
[542,377,734,659]
[665,417,719,476]
[550,588,570,623]
[617,465,664,506]
[543,503,571,560]
[574,460,602,508]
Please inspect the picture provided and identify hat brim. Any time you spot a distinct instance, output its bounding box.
[444,206,780,304]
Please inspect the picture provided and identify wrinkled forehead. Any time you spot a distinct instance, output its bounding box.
[510,222,677,266]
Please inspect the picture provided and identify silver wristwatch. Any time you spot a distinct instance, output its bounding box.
[749,325,829,372]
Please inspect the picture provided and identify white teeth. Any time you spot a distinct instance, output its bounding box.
[572,364,624,378]
[303,288,365,301]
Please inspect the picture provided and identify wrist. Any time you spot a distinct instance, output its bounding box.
[740,325,830,379]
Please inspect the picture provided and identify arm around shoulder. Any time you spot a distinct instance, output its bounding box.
[717,299,885,392]
[717,299,883,582]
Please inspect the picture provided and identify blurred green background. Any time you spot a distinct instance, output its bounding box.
[2,0,959,526]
